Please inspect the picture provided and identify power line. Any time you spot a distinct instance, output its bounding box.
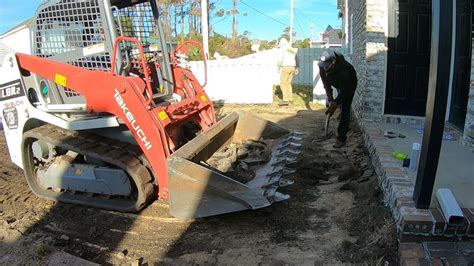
[294,8,326,31]
[239,0,289,27]
[308,1,337,7]
[294,14,308,39]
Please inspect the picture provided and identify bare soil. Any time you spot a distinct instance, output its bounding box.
[0,104,397,265]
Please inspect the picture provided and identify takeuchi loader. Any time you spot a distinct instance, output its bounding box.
[0,0,302,219]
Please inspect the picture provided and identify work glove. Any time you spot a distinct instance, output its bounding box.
[325,101,337,116]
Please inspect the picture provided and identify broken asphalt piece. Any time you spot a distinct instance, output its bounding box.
[384,131,406,139]
[383,131,397,138]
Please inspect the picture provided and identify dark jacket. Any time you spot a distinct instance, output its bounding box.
[319,53,357,104]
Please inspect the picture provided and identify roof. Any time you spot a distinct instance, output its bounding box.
[0,18,33,39]
[325,25,334,32]
[0,44,13,67]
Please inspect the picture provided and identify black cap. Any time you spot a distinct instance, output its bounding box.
[318,49,336,70]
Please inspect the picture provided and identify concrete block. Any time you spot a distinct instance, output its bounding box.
[400,209,434,235]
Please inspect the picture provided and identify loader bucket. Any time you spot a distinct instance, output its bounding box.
[167,110,302,219]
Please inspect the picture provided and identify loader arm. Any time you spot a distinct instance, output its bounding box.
[16,52,173,198]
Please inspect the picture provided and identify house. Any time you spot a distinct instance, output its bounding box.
[338,0,474,243]
[0,18,33,55]
[339,0,473,147]
[311,25,343,48]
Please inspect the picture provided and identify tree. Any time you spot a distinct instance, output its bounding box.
[280,27,296,42]
[294,38,311,48]
[258,40,278,51]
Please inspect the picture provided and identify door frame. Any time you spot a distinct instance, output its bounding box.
[446,0,472,130]
[446,0,457,123]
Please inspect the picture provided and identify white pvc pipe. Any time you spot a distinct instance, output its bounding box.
[436,188,465,226]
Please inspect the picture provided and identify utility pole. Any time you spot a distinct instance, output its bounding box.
[232,0,238,40]
[201,0,209,59]
[289,0,294,44]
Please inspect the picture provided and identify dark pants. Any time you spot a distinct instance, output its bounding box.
[337,89,355,142]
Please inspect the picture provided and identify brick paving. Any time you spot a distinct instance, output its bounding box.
[400,241,474,265]
[356,118,474,241]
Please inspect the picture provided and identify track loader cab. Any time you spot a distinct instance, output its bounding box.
[0,0,302,219]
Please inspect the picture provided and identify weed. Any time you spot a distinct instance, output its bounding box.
[273,84,316,107]
[34,244,53,260]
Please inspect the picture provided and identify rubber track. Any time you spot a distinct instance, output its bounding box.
[22,124,155,212]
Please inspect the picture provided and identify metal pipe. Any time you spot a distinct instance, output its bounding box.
[150,0,174,96]
[103,0,123,74]
[111,5,130,70]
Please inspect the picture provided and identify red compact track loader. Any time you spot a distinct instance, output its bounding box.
[0,0,301,219]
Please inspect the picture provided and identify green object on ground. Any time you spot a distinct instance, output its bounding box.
[392,151,408,160]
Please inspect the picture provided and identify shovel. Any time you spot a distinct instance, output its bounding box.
[313,113,331,142]
[324,113,330,136]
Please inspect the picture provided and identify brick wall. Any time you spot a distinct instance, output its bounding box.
[349,0,387,122]
[347,1,473,146]
[464,19,474,148]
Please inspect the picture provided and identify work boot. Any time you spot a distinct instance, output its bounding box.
[333,139,346,148]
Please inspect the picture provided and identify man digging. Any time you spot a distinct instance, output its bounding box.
[318,49,358,148]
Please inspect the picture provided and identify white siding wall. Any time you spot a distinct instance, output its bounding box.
[0,27,32,54]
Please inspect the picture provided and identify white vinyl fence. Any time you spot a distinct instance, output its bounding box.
[189,48,348,104]
[188,49,280,104]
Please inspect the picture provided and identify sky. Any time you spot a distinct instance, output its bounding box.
[0,0,341,41]
[211,0,341,41]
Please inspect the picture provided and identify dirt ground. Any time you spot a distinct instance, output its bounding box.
[0,104,397,265]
